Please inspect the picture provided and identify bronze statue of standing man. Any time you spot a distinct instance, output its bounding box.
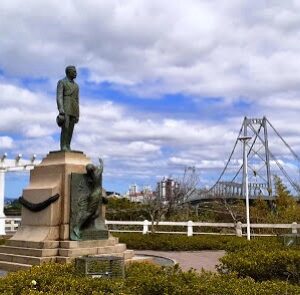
[56,65,79,151]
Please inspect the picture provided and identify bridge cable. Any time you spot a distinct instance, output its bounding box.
[208,125,243,192]
[248,124,299,193]
[266,118,300,162]
[230,122,263,183]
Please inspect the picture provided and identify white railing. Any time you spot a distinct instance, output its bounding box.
[3,218,300,237]
[4,217,21,233]
[105,220,300,237]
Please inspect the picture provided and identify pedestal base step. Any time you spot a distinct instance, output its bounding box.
[57,250,135,263]
[0,246,58,257]
[0,253,56,265]
[60,237,119,249]
[59,243,127,257]
[6,240,60,249]
[0,238,133,272]
[0,261,32,272]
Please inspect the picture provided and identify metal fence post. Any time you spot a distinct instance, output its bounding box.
[236,222,243,237]
[292,222,297,234]
[143,220,149,234]
[187,220,193,237]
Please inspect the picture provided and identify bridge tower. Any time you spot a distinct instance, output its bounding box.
[241,117,272,197]
[187,116,300,203]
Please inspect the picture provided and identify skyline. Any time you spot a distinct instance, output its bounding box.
[2,1,300,197]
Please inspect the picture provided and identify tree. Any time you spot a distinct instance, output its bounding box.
[143,189,167,233]
[271,175,300,223]
[4,198,22,216]
[222,198,246,223]
[106,197,147,221]
[143,166,200,232]
[250,198,269,223]
[166,166,200,219]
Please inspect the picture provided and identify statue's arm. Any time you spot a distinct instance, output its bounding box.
[98,158,104,174]
[56,80,64,114]
[75,84,79,123]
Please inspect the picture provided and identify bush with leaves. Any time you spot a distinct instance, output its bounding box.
[1,262,300,295]
[218,247,300,283]
[115,232,284,252]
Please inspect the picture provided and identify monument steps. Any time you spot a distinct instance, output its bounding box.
[0,247,135,271]
[0,239,133,271]
[0,245,58,257]
[6,240,59,249]
[58,243,127,257]
[0,253,56,265]
[59,236,119,249]
[56,249,135,264]
[0,261,32,272]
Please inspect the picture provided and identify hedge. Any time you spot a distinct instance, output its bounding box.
[114,232,285,252]
[1,262,300,295]
[115,233,300,284]
[218,248,300,283]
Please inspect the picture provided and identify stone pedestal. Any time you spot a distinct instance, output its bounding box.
[12,151,90,241]
[0,151,134,271]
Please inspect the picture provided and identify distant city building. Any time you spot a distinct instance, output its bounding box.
[157,178,179,201]
[126,184,155,203]
[128,184,138,195]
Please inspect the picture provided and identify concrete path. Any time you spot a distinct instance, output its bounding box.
[134,250,226,272]
[0,250,225,277]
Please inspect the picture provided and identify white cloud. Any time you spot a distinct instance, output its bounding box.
[2,1,300,193]
[0,136,13,149]
[1,1,300,100]
[0,82,56,135]
[2,77,299,192]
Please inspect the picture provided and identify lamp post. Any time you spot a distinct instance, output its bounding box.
[238,136,252,241]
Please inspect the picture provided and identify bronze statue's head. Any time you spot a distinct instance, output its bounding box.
[65,65,77,80]
[86,163,95,174]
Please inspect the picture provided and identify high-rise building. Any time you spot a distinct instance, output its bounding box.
[157,178,179,201]
[126,184,155,203]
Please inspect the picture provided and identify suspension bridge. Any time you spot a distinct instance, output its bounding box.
[188,117,300,203]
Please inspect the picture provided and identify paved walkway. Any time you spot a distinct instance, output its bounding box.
[135,250,225,272]
[0,250,225,276]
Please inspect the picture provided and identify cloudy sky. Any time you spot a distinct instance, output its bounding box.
[1,0,300,197]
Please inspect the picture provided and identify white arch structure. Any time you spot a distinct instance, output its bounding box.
[0,153,41,235]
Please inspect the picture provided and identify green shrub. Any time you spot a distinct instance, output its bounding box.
[114,232,284,252]
[218,248,300,283]
[1,262,300,295]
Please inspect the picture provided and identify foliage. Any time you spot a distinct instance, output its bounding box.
[271,175,300,223]
[1,262,300,295]
[248,176,300,225]
[106,197,148,221]
[103,176,300,228]
[250,198,270,223]
[4,199,22,216]
[114,232,283,252]
[219,247,300,283]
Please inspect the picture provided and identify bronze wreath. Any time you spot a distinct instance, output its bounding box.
[19,194,60,212]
